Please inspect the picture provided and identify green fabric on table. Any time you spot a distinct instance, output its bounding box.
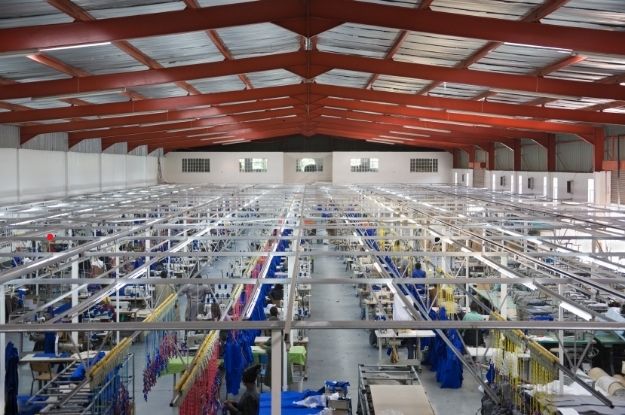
[288,346,307,366]
[252,345,267,364]
[164,356,193,375]
[594,331,625,346]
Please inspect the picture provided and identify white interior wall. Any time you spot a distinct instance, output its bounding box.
[332,152,452,184]
[0,148,157,203]
[162,152,284,184]
[451,169,473,186]
[19,150,67,200]
[163,151,453,184]
[0,148,18,203]
[67,152,100,196]
[283,152,332,184]
[480,169,594,202]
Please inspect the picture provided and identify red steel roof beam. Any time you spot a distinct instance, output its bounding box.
[417,0,572,96]
[3,0,305,53]
[0,52,305,101]
[316,96,592,135]
[20,101,297,139]
[48,0,203,96]
[0,84,305,124]
[116,121,303,148]
[311,84,625,126]
[158,128,301,152]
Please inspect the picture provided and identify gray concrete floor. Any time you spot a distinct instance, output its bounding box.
[303,241,483,415]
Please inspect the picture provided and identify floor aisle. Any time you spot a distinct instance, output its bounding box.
[303,241,483,415]
[303,242,378,406]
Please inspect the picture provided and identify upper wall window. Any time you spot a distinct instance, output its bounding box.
[239,158,268,173]
[182,158,210,173]
[350,158,379,173]
[409,158,438,173]
[296,158,323,173]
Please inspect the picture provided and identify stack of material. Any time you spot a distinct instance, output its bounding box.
[589,367,625,397]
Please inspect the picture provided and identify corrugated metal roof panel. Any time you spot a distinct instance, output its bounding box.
[486,92,536,104]
[547,54,625,82]
[372,75,430,93]
[431,0,543,20]
[21,99,72,109]
[187,75,246,93]
[0,56,71,82]
[428,83,488,99]
[395,33,488,67]
[246,70,301,88]
[80,93,132,105]
[73,0,186,19]
[129,83,190,98]
[316,69,372,89]
[545,98,613,110]
[215,23,300,59]
[542,0,625,30]
[0,0,73,28]
[317,24,399,59]
[128,31,224,67]
[45,43,149,75]
[470,43,571,75]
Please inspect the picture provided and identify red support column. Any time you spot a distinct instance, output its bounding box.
[513,139,522,171]
[546,134,556,172]
[486,142,495,170]
[464,146,476,168]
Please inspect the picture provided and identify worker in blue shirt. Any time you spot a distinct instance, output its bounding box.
[412,262,426,293]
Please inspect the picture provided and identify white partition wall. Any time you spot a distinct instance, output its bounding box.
[0,148,18,203]
[18,150,67,200]
[0,148,158,203]
[68,152,101,196]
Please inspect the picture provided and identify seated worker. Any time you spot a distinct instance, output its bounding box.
[267,306,279,321]
[267,284,284,305]
[224,365,261,415]
[411,262,426,293]
[264,306,280,336]
[461,302,486,347]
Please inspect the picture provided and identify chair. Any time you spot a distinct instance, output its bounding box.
[30,361,53,394]
[258,354,269,392]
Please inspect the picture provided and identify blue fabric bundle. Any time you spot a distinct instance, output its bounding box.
[69,351,106,381]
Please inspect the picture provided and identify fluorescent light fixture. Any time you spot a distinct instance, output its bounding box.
[523,282,537,291]
[379,135,410,141]
[390,131,431,138]
[0,49,39,58]
[560,301,592,321]
[374,262,383,274]
[366,139,396,145]
[217,139,249,145]
[200,135,236,141]
[40,42,111,52]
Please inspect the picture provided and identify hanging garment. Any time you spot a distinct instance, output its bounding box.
[5,341,19,415]
[438,330,464,389]
[225,335,245,395]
